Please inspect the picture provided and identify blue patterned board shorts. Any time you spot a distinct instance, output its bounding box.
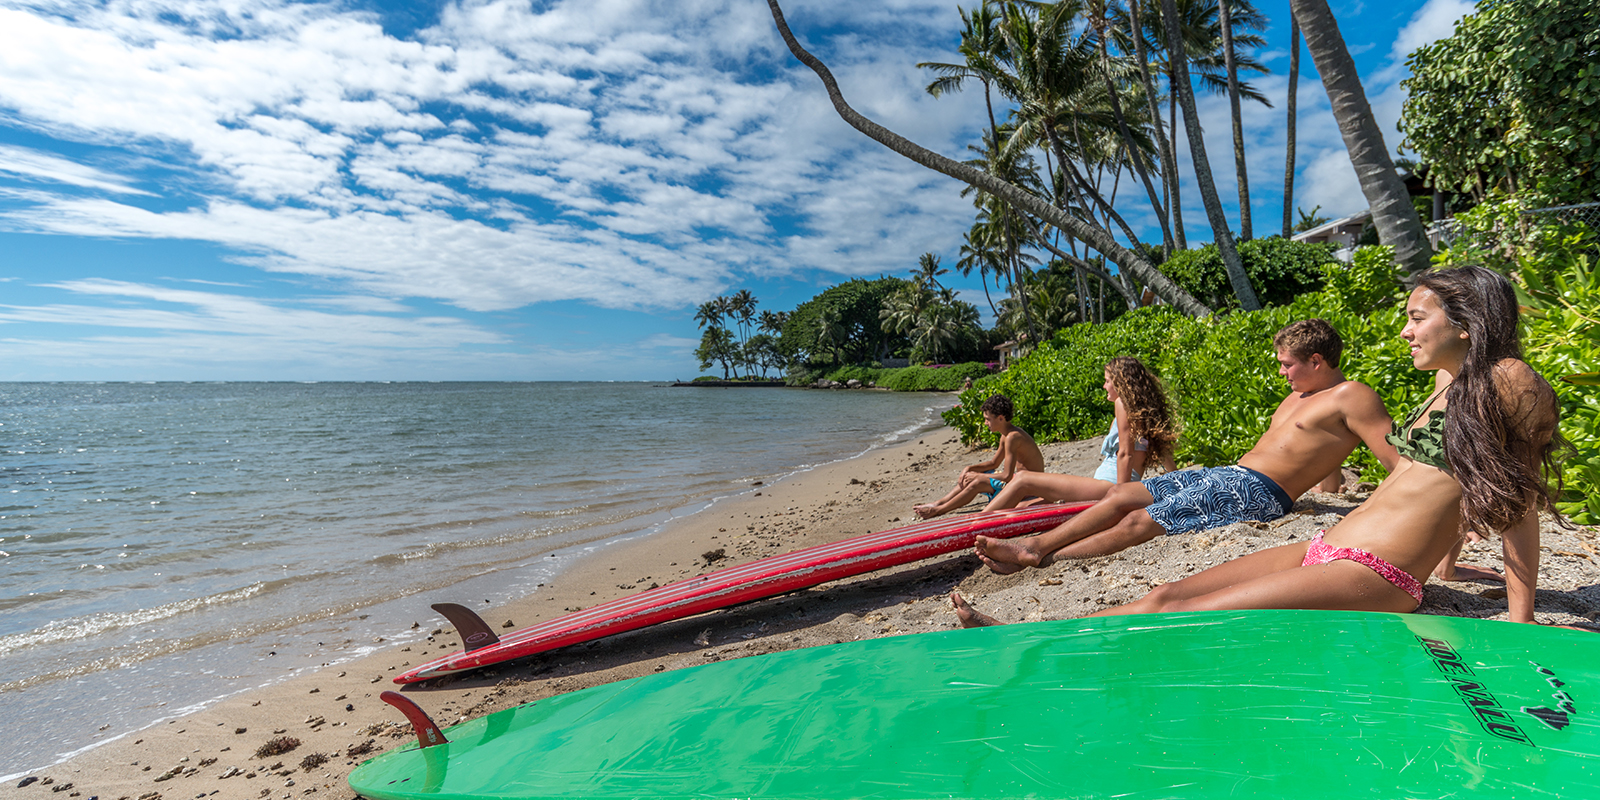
[1142,465,1293,536]
[981,477,1006,498]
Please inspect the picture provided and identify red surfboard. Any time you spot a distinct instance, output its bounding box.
[395,503,1091,684]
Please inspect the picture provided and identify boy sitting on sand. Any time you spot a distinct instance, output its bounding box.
[915,394,1044,519]
[972,320,1399,571]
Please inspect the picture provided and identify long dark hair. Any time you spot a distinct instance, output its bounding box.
[1418,266,1567,532]
[1106,356,1177,465]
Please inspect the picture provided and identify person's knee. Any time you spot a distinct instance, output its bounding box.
[1140,581,1184,612]
[1104,482,1153,513]
[1118,509,1166,541]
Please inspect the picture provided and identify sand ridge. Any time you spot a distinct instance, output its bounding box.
[7,429,1598,800]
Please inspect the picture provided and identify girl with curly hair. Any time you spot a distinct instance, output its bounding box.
[982,357,1179,512]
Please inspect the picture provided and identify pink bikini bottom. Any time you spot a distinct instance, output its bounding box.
[1302,531,1424,605]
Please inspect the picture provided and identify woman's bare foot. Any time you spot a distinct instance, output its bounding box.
[973,535,1042,575]
[914,504,943,520]
[951,591,1002,628]
[1435,562,1506,582]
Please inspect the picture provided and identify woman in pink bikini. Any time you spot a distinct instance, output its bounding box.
[957,266,1569,627]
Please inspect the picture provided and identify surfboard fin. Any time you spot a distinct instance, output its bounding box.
[380,691,450,749]
[432,602,501,652]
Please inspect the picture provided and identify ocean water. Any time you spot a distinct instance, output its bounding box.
[0,381,953,775]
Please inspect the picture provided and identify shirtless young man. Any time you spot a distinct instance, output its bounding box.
[974,320,1400,572]
[914,394,1045,519]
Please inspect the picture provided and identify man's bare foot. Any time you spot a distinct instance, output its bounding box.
[951,591,1002,628]
[1435,562,1506,582]
[973,535,1041,575]
[914,504,942,520]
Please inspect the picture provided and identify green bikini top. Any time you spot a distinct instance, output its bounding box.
[1386,389,1450,473]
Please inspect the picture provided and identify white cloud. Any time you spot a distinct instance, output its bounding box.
[0,144,152,195]
[1390,0,1475,62]
[0,0,988,322]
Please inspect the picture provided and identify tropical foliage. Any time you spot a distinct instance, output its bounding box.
[947,238,1600,523]
[693,291,786,379]
[1438,198,1600,522]
[1157,237,1336,310]
[1400,0,1600,203]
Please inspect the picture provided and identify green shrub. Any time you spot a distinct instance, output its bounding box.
[946,251,1430,479]
[1157,237,1337,310]
[879,362,991,392]
[1513,222,1600,523]
[944,307,1199,447]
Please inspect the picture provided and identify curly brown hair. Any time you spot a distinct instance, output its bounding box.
[1105,356,1178,465]
[1417,266,1570,533]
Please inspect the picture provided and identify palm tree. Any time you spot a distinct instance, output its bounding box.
[730,289,757,343]
[912,253,949,289]
[879,282,935,338]
[765,0,1213,318]
[919,1,1006,144]
[1288,0,1432,281]
[815,306,846,367]
[1282,14,1299,237]
[912,301,981,364]
[693,300,723,331]
[1158,0,1260,310]
[1126,0,1270,252]
[956,228,1004,316]
[758,309,788,335]
[1084,0,1174,255]
[1218,0,1251,240]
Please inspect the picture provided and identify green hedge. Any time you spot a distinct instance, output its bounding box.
[821,362,993,392]
[946,250,1428,479]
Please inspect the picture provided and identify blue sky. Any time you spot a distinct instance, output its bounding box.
[0,0,1474,381]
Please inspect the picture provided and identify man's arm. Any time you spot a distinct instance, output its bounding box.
[1342,383,1401,472]
[1502,502,1541,624]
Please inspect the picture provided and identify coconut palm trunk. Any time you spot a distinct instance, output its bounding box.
[1282,16,1299,237]
[1289,0,1432,280]
[1218,0,1252,241]
[1158,0,1260,310]
[1130,0,1185,250]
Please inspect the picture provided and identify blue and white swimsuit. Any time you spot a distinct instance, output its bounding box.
[1092,419,1147,483]
[1141,465,1293,536]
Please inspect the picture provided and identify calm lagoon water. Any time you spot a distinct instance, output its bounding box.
[0,381,953,775]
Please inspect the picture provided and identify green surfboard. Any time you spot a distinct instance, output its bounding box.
[349,610,1598,799]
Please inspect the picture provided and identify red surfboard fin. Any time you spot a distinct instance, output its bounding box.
[380,691,450,749]
[432,602,501,652]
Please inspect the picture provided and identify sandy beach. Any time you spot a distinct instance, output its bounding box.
[8,428,1598,800]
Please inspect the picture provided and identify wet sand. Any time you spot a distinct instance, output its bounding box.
[7,429,1597,800]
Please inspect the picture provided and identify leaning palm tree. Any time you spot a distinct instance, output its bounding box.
[1289,0,1432,281]
[765,0,1212,319]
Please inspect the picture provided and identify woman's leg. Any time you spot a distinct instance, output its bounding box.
[1090,540,1418,618]
[982,472,1113,512]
